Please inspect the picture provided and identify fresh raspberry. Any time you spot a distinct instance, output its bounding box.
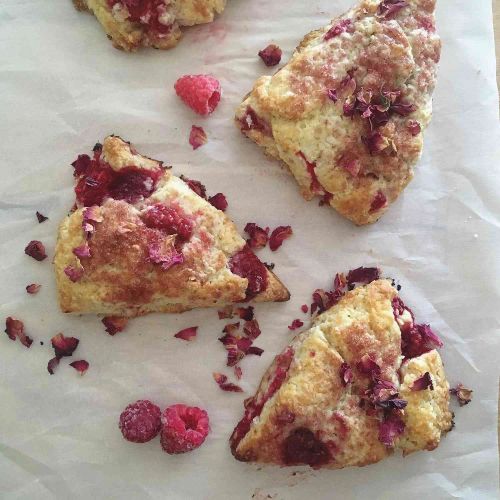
[119,400,162,443]
[160,404,210,454]
[174,75,221,116]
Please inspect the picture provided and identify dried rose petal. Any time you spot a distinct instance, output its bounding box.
[244,223,269,250]
[213,372,243,392]
[4,317,33,348]
[174,326,198,341]
[26,283,41,294]
[148,238,184,270]
[378,0,408,19]
[222,322,240,336]
[324,19,353,40]
[362,131,389,155]
[269,226,293,252]
[189,125,207,150]
[411,372,434,391]
[82,206,103,236]
[327,89,338,103]
[378,413,405,446]
[36,211,48,223]
[64,265,84,282]
[450,383,473,406]
[371,378,397,402]
[69,359,89,375]
[236,306,254,321]
[217,305,234,320]
[407,120,421,136]
[73,243,91,259]
[301,304,309,313]
[243,319,261,340]
[346,267,380,285]
[47,356,60,375]
[339,362,353,386]
[375,397,408,410]
[51,333,79,357]
[180,175,207,199]
[234,366,242,379]
[356,354,381,378]
[401,323,443,359]
[247,346,264,356]
[369,191,387,213]
[258,44,282,66]
[208,193,228,212]
[228,245,268,299]
[24,240,47,261]
[288,319,304,331]
[102,316,128,335]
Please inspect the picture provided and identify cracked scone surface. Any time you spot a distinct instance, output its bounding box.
[55,136,289,317]
[230,279,452,469]
[235,0,440,225]
[74,0,226,51]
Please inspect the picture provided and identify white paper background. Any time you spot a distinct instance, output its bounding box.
[1,0,499,498]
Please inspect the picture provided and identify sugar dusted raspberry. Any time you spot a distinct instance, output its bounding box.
[258,44,282,66]
[174,75,221,116]
[141,203,193,241]
[25,240,47,261]
[119,400,162,444]
[160,404,210,454]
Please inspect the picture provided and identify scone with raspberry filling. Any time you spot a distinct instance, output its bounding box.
[73,0,226,51]
[54,136,289,317]
[236,0,440,225]
[230,275,453,468]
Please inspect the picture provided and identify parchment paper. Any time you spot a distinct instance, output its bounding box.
[1,0,499,498]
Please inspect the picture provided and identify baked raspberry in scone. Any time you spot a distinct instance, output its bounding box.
[235,0,441,225]
[73,0,226,51]
[230,276,453,468]
[54,136,289,317]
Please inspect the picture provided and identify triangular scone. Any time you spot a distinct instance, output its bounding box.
[54,136,289,317]
[73,0,226,51]
[230,279,452,468]
[236,0,440,225]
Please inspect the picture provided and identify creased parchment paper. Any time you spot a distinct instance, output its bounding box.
[0,0,499,498]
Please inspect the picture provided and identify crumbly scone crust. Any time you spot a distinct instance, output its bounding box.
[231,280,452,468]
[54,136,289,317]
[235,0,440,225]
[75,0,226,51]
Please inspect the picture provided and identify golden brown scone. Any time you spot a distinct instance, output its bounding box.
[230,278,453,469]
[74,0,226,51]
[54,136,289,317]
[235,0,441,225]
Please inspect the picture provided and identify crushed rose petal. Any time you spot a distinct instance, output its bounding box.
[269,225,293,251]
[234,366,242,380]
[147,237,184,270]
[244,223,269,250]
[324,19,353,40]
[69,359,89,375]
[375,397,408,410]
[4,317,33,348]
[243,319,261,340]
[450,383,473,406]
[208,193,228,212]
[411,372,434,391]
[213,372,243,392]
[174,326,198,341]
[258,44,282,66]
[339,362,353,386]
[26,283,41,294]
[102,316,128,335]
[287,319,304,331]
[236,306,254,321]
[180,175,207,199]
[189,125,207,150]
[407,120,421,136]
[47,356,60,375]
[378,413,405,446]
[327,89,338,103]
[24,240,47,261]
[369,190,388,213]
[73,243,91,259]
[378,0,409,19]
[36,211,48,223]
[64,265,84,282]
[51,333,79,357]
[217,305,234,320]
[346,266,380,285]
[356,354,381,379]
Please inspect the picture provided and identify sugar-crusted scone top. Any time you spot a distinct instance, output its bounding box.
[236,0,441,225]
[230,279,453,468]
[54,136,289,317]
[74,0,226,51]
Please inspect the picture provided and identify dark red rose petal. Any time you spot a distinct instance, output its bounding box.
[346,266,380,285]
[243,319,261,340]
[362,131,388,155]
[4,317,33,348]
[339,362,353,386]
[213,372,243,392]
[375,397,407,410]
[73,243,91,259]
[324,19,353,40]
[283,427,331,466]
[64,265,84,282]
[51,333,79,357]
[371,378,398,402]
[69,359,89,375]
[411,372,434,391]
[24,240,47,261]
[189,125,207,150]
[450,383,473,406]
[180,175,207,199]
[378,413,405,446]
[47,356,60,375]
[301,304,309,313]
[378,0,408,19]
[247,346,264,356]
[236,306,254,321]
[401,323,443,359]
[407,120,421,136]
[147,238,184,270]
[208,193,228,212]
[174,326,198,341]
[102,316,128,335]
[244,223,269,250]
[36,211,48,223]
[26,283,41,294]
[229,245,268,299]
[258,44,282,66]
[327,89,338,103]
[356,354,381,379]
[288,319,303,331]
[269,225,293,252]
[234,366,242,380]
[369,190,387,213]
